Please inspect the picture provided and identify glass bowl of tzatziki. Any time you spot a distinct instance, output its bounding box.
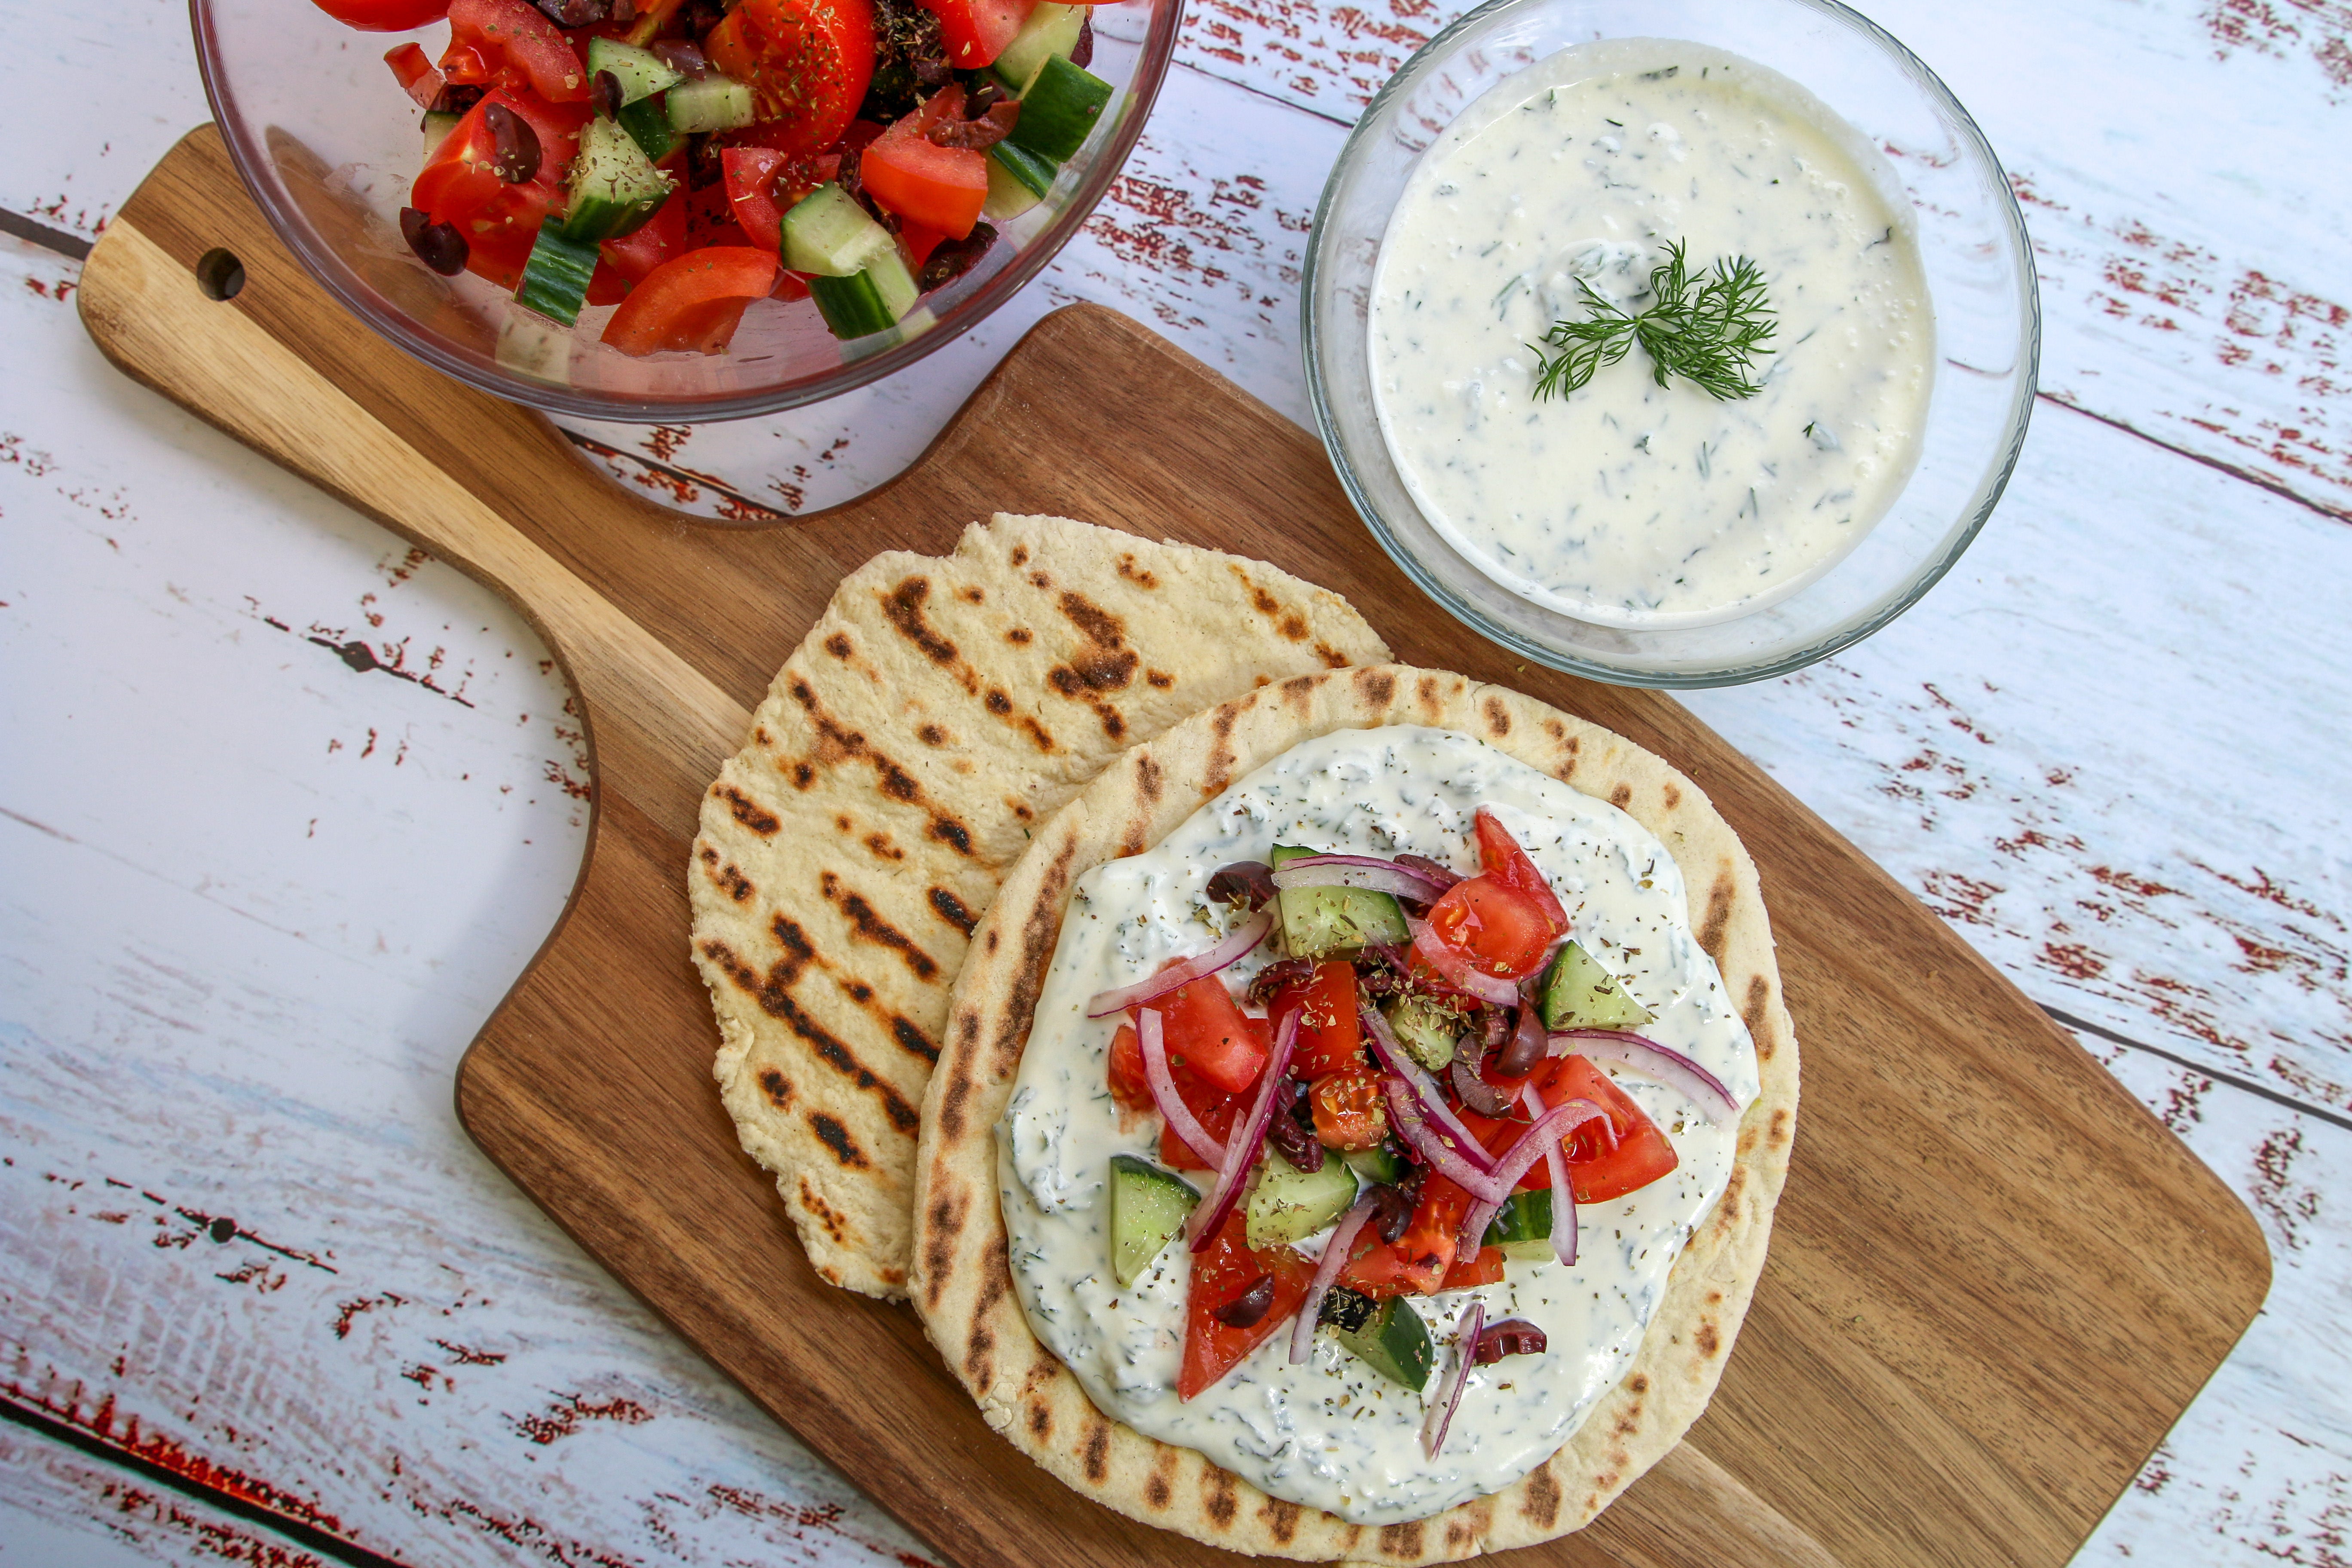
[1304,0,2038,686]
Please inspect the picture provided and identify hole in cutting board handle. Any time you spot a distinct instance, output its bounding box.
[194,248,245,302]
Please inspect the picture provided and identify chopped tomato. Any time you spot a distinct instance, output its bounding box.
[1539,1055,1678,1201]
[721,146,842,250]
[1179,1207,1314,1400]
[441,0,591,102]
[585,260,633,306]
[1473,808,1569,936]
[600,189,689,281]
[600,246,778,355]
[384,43,445,109]
[859,86,988,239]
[1309,1070,1385,1151]
[1160,1096,1239,1171]
[1339,1174,1468,1298]
[919,0,1036,69]
[1155,975,1266,1097]
[410,90,582,287]
[683,182,757,251]
[895,220,946,270]
[1286,961,1366,1079]
[312,0,450,30]
[706,0,875,158]
[1441,1244,1506,1290]
[1107,1023,1150,1110]
[1426,873,1553,980]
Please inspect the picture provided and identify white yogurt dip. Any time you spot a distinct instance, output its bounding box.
[1369,40,1936,628]
[996,727,1760,1522]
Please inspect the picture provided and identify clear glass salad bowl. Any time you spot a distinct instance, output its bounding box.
[191,0,1179,420]
[1303,0,2039,688]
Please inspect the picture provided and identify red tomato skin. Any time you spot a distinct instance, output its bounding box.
[1106,1023,1151,1110]
[600,247,779,355]
[1472,809,1569,935]
[1179,1208,1314,1400]
[1540,1055,1677,1201]
[312,0,451,30]
[708,0,875,157]
[682,182,757,251]
[1338,1174,1466,1298]
[600,190,688,281]
[1441,1245,1506,1290]
[411,90,582,286]
[442,0,590,100]
[1427,873,1553,979]
[919,0,1036,68]
[1287,961,1366,1079]
[859,89,989,238]
[1155,976,1266,1097]
[384,42,445,107]
[720,147,843,251]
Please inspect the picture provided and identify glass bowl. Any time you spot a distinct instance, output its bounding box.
[192,0,1179,421]
[1303,0,2039,687]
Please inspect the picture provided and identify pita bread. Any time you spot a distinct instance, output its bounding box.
[910,665,1798,1562]
[690,516,1391,1299]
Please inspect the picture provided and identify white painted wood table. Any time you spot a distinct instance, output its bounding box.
[2,0,2346,1561]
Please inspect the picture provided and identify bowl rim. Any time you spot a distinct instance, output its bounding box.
[1301,0,2043,689]
[190,0,1184,423]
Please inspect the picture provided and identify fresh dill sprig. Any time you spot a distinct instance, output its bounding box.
[1530,241,1777,402]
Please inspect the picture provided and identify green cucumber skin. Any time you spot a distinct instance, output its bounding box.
[1334,1298,1435,1392]
[618,96,676,163]
[666,75,755,133]
[782,184,895,277]
[561,117,674,243]
[1340,1140,1411,1188]
[1109,1155,1199,1286]
[808,272,897,338]
[1269,844,1410,959]
[1537,940,1654,1032]
[513,218,601,327]
[983,143,1055,216]
[1482,1187,1553,1248]
[1006,55,1113,162]
[991,1,1084,95]
[585,37,683,103]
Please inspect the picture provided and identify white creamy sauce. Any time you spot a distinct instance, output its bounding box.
[997,728,1761,1522]
[1369,40,1936,628]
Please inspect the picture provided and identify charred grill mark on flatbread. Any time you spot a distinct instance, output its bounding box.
[1557,732,1582,781]
[881,577,963,671]
[1258,1498,1302,1544]
[922,1185,968,1310]
[1663,782,1682,809]
[1443,1500,1491,1553]
[824,631,854,660]
[1136,753,1162,806]
[936,1009,985,1143]
[1415,674,1443,721]
[1145,668,1173,688]
[1610,782,1635,808]
[1700,875,1736,962]
[1743,973,1774,1056]
[917,723,950,745]
[1203,1469,1238,1528]
[1482,695,1512,735]
[928,887,979,935]
[1770,1106,1792,1146]
[818,871,942,981]
[808,1112,870,1169]
[1081,1413,1112,1482]
[1354,666,1397,710]
[892,1016,941,1064]
[963,1233,1012,1386]
[1007,627,1032,645]
[785,678,980,855]
[1028,1401,1051,1438]
[1379,1520,1424,1557]
[991,843,1077,1081]
[698,845,755,903]
[797,1176,851,1241]
[757,1069,793,1109]
[1519,1464,1561,1527]
[706,947,922,1133]
[1279,674,1317,714]
[717,785,781,835]
[1115,554,1158,589]
[1205,703,1239,796]
[1315,641,1348,668]
[1145,1455,1175,1511]
[1696,1321,1721,1357]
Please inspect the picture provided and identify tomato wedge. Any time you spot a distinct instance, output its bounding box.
[312,0,451,30]
[441,0,591,102]
[859,86,988,238]
[384,43,445,108]
[1441,1244,1506,1290]
[1461,1055,1678,1200]
[1473,808,1569,937]
[1283,960,1365,1079]
[410,90,582,288]
[1179,1207,1314,1400]
[705,0,875,158]
[600,188,689,282]
[1106,1022,1150,1110]
[1427,873,1554,980]
[1339,1173,1468,1298]
[1309,1069,1384,1151]
[920,0,1037,69]
[600,247,779,355]
[1156,975,1266,1097]
[721,146,842,251]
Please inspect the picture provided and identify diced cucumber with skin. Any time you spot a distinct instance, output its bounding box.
[783,184,897,276]
[420,109,462,161]
[981,144,1052,221]
[618,95,676,163]
[561,117,675,242]
[1245,1148,1357,1249]
[1384,992,1462,1072]
[808,263,913,338]
[585,37,683,104]
[1109,1154,1198,1286]
[1270,845,1410,960]
[1341,1139,1412,1188]
[1537,940,1655,1032]
[1006,54,1113,162]
[512,217,601,327]
[666,73,756,132]
[1334,1297,1436,1392]
[990,1,1085,96]
[1483,1188,1556,1259]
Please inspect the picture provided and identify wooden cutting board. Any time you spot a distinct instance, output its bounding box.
[78,126,2267,1568]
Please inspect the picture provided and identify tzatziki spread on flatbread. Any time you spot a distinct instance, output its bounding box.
[994,726,1760,1522]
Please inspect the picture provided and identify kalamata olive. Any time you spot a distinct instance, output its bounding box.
[1246,957,1315,1005]
[1213,1273,1276,1328]
[965,78,1004,115]
[1449,1040,1514,1116]
[530,0,609,23]
[1069,11,1094,67]
[1494,1005,1547,1079]
[1205,860,1276,911]
[1473,1319,1548,1363]
[916,224,996,292]
[484,101,540,184]
[611,0,634,19]
[427,83,484,116]
[650,38,710,77]
[592,68,625,121]
[1369,1184,1416,1245]
[1267,1083,1324,1172]
[399,207,469,276]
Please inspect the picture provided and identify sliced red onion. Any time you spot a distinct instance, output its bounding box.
[1187,1009,1300,1250]
[1423,1300,1485,1458]
[1360,1003,1497,1172]
[1525,1082,1576,1267]
[1550,1029,1742,1125]
[1442,1094,1608,1240]
[1407,917,1521,1007]
[1269,854,1449,902]
[1455,1191,1501,1260]
[1291,1193,1379,1364]
[1138,1008,1224,1169]
[1381,1076,1506,1203]
[1086,911,1271,1018]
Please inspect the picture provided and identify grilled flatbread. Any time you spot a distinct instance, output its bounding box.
[910,665,1798,1562]
[690,516,1391,1298]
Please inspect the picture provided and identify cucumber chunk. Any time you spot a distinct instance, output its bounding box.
[1245,1148,1357,1249]
[982,144,1052,220]
[585,37,684,104]
[512,216,600,327]
[1334,1296,1435,1392]
[420,108,462,161]
[782,183,896,277]
[1482,1188,1556,1260]
[561,116,675,242]
[1007,54,1113,162]
[1109,1154,1198,1286]
[618,96,676,163]
[666,74,756,133]
[991,1,1085,95]
[1537,940,1654,1032]
[1270,844,1409,960]
[1383,992,1462,1072]
[1341,1139,1412,1188]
